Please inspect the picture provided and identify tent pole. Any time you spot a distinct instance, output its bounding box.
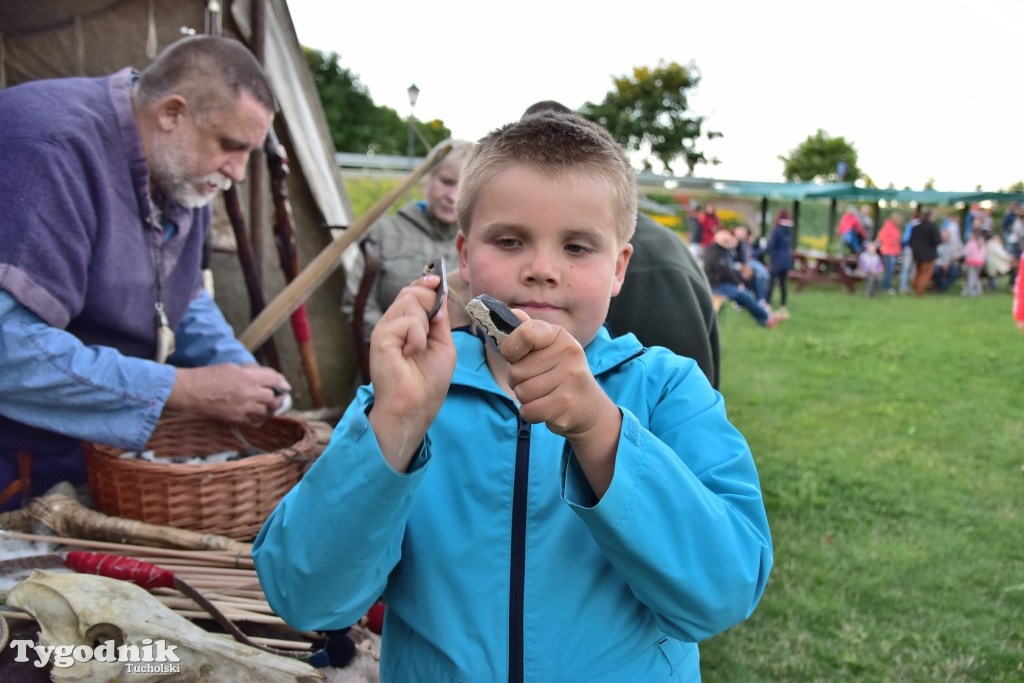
[792,201,800,248]
[247,0,267,289]
[827,199,838,253]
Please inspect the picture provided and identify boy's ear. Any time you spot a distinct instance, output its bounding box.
[610,243,633,297]
[456,230,470,285]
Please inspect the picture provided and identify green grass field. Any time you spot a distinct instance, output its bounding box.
[699,283,1024,681]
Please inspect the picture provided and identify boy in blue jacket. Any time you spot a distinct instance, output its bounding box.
[254,113,773,681]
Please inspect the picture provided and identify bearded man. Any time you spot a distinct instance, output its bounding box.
[0,35,290,509]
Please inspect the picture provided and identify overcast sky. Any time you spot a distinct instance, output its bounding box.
[285,0,1022,192]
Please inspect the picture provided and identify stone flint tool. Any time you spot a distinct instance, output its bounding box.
[465,294,521,348]
[423,258,447,320]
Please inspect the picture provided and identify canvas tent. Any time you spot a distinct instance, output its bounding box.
[1,0,363,408]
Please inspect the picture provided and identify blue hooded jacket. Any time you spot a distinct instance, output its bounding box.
[254,327,772,681]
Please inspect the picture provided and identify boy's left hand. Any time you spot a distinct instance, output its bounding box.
[500,314,621,496]
[500,314,620,445]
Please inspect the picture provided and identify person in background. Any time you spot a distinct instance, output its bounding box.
[732,224,771,311]
[941,211,965,265]
[0,35,290,511]
[523,99,721,388]
[254,111,773,681]
[899,208,921,294]
[857,241,884,296]
[699,202,723,252]
[858,204,876,240]
[962,228,987,297]
[342,138,475,344]
[838,204,866,254]
[984,229,1013,291]
[909,208,941,297]
[964,204,978,240]
[1000,201,1019,243]
[931,230,962,294]
[686,204,705,261]
[705,228,782,328]
[606,209,721,388]
[964,203,994,240]
[1013,246,1024,334]
[1002,203,1023,288]
[764,208,795,320]
[877,211,904,294]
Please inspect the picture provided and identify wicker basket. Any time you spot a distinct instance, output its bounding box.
[84,415,317,541]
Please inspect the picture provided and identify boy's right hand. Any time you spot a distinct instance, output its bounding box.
[367,273,457,470]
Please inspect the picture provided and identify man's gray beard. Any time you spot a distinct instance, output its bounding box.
[152,136,231,209]
[160,173,231,209]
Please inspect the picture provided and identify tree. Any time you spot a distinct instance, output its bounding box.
[778,129,861,183]
[303,48,450,156]
[579,60,721,176]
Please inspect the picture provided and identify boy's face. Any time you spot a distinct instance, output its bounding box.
[456,164,631,347]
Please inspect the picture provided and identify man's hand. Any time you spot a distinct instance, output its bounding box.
[368,273,457,471]
[499,314,621,497]
[167,363,291,426]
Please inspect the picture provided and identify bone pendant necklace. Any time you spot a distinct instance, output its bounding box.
[151,207,176,363]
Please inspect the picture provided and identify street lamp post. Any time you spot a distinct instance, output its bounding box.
[407,83,419,170]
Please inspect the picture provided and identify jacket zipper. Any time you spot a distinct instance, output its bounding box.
[508,414,530,683]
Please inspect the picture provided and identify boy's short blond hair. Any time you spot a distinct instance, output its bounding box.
[456,113,637,245]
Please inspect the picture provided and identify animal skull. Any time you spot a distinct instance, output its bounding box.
[7,570,323,682]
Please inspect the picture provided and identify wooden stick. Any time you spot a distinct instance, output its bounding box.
[203,588,268,601]
[224,184,282,371]
[0,610,33,621]
[170,607,288,627]
[165,596,277,617]
[7,604,309,652]
[0,531,252,566]
[131,555,255,569]
[133,562,258,577]
[238,143,452,351]
[209,632,313,651]
[156,594,272,617]
[0,488,251,553]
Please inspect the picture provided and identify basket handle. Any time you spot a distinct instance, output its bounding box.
[277,446,312,463]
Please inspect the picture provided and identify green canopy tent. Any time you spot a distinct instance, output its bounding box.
[711,180,1024,250]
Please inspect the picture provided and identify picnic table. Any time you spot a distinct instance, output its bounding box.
[788,249,865,293]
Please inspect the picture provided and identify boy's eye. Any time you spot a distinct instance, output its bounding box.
[565,243,591,255]
[496,237,520,248]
